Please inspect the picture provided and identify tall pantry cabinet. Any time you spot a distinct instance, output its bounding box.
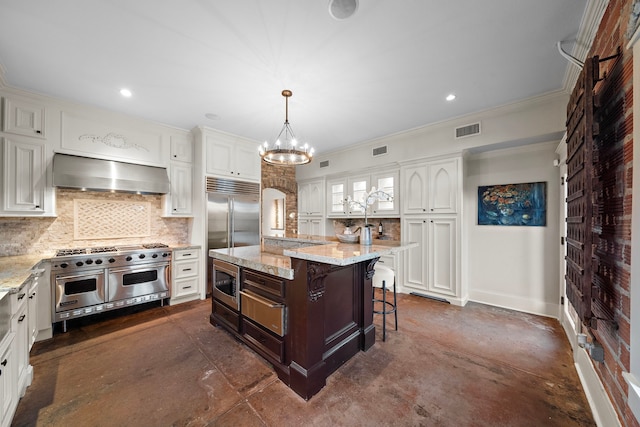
[400,156,465,305]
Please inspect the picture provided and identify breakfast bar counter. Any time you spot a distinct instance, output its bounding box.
[209,237,415,399]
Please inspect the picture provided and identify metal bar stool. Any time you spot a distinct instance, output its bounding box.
[372,264,397,341]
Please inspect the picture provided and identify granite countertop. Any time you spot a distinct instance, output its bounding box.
[210,245,294,279]
[210,237,417,279]
[0,252,54,291]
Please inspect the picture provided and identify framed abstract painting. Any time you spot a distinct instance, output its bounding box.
[478,182,546,226]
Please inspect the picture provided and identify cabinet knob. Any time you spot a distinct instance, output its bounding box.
[1,359,7,366]
[173,154,177,158]
[431,208,434,211]
[35,130,42,134]
[18,314,26,322]
[35,205,40,209]
[423,208,426,212]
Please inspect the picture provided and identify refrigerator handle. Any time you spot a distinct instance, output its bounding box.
[228,197,234,248]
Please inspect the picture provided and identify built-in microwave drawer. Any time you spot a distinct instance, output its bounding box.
[240,290,285,336]
[243,270,285,299]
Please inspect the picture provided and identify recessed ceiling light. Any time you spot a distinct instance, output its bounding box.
[120,88,132,98]
[446,94,456,101]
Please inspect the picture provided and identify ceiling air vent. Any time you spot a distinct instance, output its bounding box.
[372,146,388,157]
[455,122,481,139]
[320,160,330,168]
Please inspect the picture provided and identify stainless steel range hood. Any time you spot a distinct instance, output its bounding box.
[53,153,171,194]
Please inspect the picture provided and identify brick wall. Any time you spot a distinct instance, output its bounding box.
[579,1,638,425]
[261,162,297,236]
[0,189,190,256]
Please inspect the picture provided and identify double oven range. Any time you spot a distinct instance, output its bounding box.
[51,243,172,330]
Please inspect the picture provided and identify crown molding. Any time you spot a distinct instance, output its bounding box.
[562,0,609,93]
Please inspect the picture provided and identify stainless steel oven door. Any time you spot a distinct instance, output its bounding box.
[212,259,240,310]
[107,262,170,302]
[54,270,106,313]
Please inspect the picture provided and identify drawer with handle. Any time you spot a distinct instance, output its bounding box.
[240,290,285,336]
[213,299,239,332]
[243,270,285,299]
[242,317,284,363]
[175,260,198,279]
[174,249,198,260]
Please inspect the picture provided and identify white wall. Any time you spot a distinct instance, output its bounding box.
[464,141,561,317]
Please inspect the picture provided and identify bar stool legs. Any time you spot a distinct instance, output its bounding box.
[373,265,397,341]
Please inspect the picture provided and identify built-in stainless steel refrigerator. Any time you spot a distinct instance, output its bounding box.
[206,177,260,294]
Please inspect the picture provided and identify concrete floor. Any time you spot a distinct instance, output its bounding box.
[13,293,595,426]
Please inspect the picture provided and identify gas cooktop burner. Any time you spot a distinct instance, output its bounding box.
[55,248,88,256]
[90,246,118,253]
[142,243,169,249]
[55,243,170,257]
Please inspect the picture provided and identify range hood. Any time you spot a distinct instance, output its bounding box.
[53,153,171,194]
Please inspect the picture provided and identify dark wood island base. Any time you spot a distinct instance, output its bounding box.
[210,256,378,400]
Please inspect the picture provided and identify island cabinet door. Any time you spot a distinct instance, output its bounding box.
[286,259,368,400]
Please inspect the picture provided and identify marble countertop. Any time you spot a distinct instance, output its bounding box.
[210,237,417,279]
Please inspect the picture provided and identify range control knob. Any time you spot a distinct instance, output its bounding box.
[108,258,116,263]
[60,263,68,268]
[151,253,158,258]
[126,256,133,262]
[162,253,168,257]
[76,261,84,267]
[85,259,93,265]
[139,254,146,259]
[95,259,103,265]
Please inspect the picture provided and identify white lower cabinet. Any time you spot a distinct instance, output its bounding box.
[171,248,201,303]
[402,216,460,303]
[0,338,16,427]
[0,281,33,427]
[13,294,29,398]
[298,218,324,236]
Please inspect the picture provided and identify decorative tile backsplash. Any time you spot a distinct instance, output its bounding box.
[74,199,151,239]
[0,189,190,256]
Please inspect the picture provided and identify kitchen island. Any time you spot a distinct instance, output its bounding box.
[209,237,415,400]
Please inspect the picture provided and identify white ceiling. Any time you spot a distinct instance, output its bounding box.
[0,0,588,154]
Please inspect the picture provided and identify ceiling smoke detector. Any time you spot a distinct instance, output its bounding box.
[328,0,358,20]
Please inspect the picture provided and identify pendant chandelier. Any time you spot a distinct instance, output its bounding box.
[259,90,314,166]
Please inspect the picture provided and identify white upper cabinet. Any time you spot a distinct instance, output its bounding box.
[2,97,46,139]
[167,164,193,216]
[326,175,371,218]
[429,159,458,214]
[2,138,45,214]
[402,158,459,214]
[370,170,399,216]
[402,165,428,214]
[170,134,193,163]
[298,179,324,217]
[327,178,347,217]
[205,133,260,182]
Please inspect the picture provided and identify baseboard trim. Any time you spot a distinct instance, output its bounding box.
[560,311,621,427]
[468,289,558,317]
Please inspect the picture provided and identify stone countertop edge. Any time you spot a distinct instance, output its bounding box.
[0,253,55,292]
[209,247,294,280]
[283,241,418,266]
[210,240,418,279]
[171,244,202,251]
